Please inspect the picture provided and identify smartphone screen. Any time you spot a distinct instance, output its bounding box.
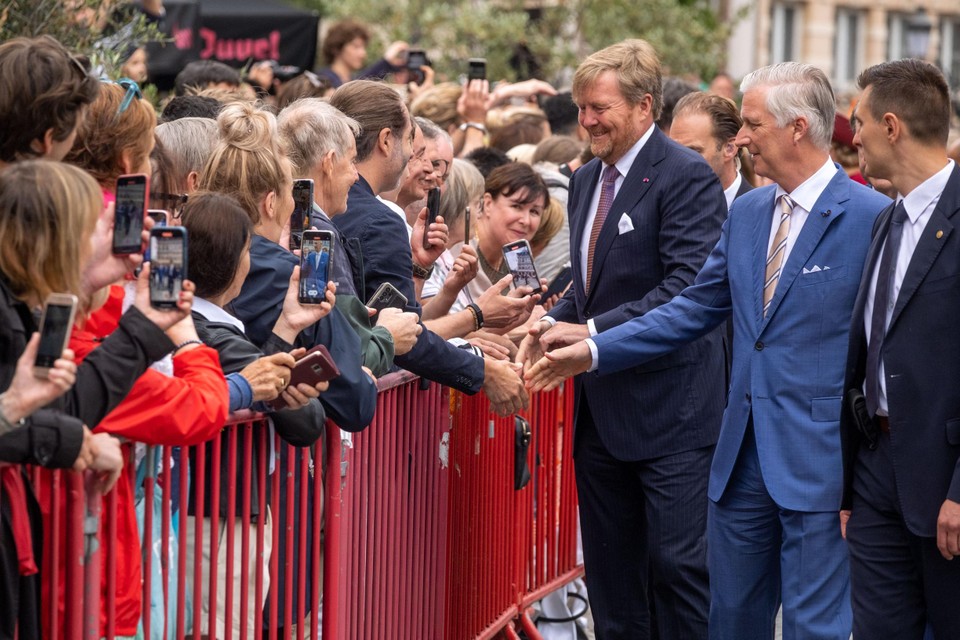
[407,49,427,70]
[290,179,313,251]
[468,58,486,81]
[423,187,442,250]
[502,240,542,293]
[299,230,334,304]
[35,296,78,371]
[149,227,187,309]
[114,174,149,254]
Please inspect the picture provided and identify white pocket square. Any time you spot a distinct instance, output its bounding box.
[802,265,830,274]
[617,213,634,235]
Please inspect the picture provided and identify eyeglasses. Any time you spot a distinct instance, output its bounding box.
[151,192,188,217]
[431,159,450,181]
[115,78,143,116]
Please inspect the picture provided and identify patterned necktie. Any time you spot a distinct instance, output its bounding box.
[585,164,620,293]
[763,194,794,316]
[864,201,909,416]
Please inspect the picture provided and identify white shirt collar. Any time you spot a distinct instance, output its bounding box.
[193,297,245,332]
[897,159,955,223]
[600,123,656,182]
[724,172,742,210]
[774,157,838,213]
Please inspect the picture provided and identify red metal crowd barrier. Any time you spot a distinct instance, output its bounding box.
[25,373,580,640]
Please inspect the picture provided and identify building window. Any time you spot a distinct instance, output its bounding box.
[941,17,960,89]
[887,13,912,60]
[771,4,800,63]
[835,8,865,87]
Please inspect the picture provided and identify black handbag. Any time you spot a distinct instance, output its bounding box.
[514,415,532,490]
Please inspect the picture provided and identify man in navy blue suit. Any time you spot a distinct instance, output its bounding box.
[526,62,891,640]
[517,40,728,638]
[842,58,960,638]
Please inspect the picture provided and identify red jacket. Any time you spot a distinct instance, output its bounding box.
[41,286,229,637]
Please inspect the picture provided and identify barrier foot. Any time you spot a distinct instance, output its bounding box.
[518,608,543,640]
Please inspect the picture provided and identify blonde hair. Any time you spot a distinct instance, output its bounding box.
[410,82,462,132]
[530,195,564,254]
[572,39,663,120]
[65,82,157,188]
[198,101,287,224]
[0,160,101,301]
[439,158,484,229]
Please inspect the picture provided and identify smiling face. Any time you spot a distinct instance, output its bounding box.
[735,86,796,184]
[576,70,651,165]
[479,188,544,250]
[399,125,430,203]
[326,136,358,215]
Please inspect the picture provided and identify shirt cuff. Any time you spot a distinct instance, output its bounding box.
[227,372,254,413]
[586,339,599,372]
[587,319,598,336]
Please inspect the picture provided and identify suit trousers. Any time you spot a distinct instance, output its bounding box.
[708,421,851,640]
[574,398,712,640]
[847,432,960,640]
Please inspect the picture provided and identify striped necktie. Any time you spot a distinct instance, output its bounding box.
[585,164,620,293]
[763,194,794,316]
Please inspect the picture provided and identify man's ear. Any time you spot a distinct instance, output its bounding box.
[721,138,737,161]
[883,112,902,144]
[792,116,810,144]
[378,127,393,156]
[320,150,337,175]
[186,170,200,193]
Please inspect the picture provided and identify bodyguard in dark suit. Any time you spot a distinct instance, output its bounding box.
[527,62,892,640]
[518,40,727,639]
[842,59,960,638]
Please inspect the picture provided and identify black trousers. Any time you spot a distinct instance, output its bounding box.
[574,398,713,640]
[847,432,960,640]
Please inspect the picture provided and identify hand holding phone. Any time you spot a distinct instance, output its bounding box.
[366,282,409,316]
[407,48,428,85]
[114,174,150,255]
[468,58,486,82]
[268,345,340,410]
[501,239,543,294]
[542,265,572,300]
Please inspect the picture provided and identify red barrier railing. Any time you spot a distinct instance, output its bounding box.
[20,374,579,640]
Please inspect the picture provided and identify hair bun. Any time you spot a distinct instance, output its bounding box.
[217,101,278,152]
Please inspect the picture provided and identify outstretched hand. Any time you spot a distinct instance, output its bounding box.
[524,341,592,393]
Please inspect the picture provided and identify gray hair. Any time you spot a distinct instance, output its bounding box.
[278,98,361,176]
[155,117,219,186]
[740,62,835,150]
[414,116,453,148]
[439,158,484,230]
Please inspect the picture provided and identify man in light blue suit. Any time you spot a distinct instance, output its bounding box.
[527,63,891,640]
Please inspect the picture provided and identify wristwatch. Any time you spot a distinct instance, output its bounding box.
[458,122,488,135]
[412,261,435,279]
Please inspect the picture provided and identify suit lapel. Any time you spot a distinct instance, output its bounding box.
[888,165,960,331]
[584,131,663,300]
[851,202,894,341]
[762,172,849,329]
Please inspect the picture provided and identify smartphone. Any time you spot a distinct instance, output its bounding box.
[299,229,334,304]
[149,226,188,309]
[542,265,572,300]
[290,179,314,251]
[147,209,168,227]
[33,293,79,379]
[366,282,409,316]
[501,239,542,293]
[468,58,486,82]
[463,203,471,244]
[268,345,341,410]
[407,48,428,85]
[422,187,442,251]
[113,174,150,254]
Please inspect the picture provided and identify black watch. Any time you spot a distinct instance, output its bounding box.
[412,261,435,279]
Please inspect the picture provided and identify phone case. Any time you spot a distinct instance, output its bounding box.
[268,345,340,410]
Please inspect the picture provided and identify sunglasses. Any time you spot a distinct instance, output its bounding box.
[151,192,189,217]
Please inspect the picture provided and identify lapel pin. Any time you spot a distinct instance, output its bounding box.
[642,178,650,183]
[821,210,831,218]
[937,230,944,239]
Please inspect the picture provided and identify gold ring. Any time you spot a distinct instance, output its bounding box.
[280,378,287,387]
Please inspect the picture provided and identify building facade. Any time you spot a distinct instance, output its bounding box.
[725,0,960,93]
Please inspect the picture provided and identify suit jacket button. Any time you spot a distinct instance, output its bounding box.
[754,341,764,351]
